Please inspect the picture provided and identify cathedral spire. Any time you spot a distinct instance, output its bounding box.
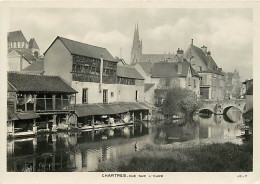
[131,22,142,64]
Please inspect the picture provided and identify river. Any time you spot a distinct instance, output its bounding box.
[7,107,244,172]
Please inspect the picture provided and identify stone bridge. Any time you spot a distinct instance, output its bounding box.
[198,99,246,115]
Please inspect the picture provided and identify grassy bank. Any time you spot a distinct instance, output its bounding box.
[98,141,253,172]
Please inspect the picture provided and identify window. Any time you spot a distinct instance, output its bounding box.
[198,66,202,71]
[82,88,88,103]
[188,77,191,86]
[103,89,108,103]
[194,79,196,88]
[111,92,114,98]
[135,90,138,101]
[16,42,18,48]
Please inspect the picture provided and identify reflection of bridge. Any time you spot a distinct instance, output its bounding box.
[199,99,246,115]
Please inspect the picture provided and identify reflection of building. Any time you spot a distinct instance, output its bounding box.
[7,30,43,73]
[242,79,253,111]
[223,69,242,99]
[184,41,225,100]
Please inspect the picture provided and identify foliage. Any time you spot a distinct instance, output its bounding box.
[161,87,201,118]
[98,142,253,172]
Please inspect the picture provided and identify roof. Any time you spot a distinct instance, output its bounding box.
[8,72,77,93]
[140,54,166,63]
[144,83,155,92]
[8,30,28,43]
[15,50,36,62]
[117,65,144,80]
[22,60,44,72]
[45,36,116,62]
[138,62,152,75]
[16,112,40,120]
[119,102,149,111]
[151,62,194,78]
[29,38,39,49]
[185,44,224,76]
[8,83,17,92]
[75,103,129,117]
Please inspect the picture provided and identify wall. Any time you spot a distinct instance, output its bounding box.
[117,84,144,103]
[71,81,118,104]
[8,50,31,71]
[245,95,253,111]
[134,63,152,83]
[44,39,73,84]
[144,85,155,105]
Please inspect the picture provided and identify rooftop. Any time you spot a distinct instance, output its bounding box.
[117,65,144,80]
[8,30,28,43]
[45,36,116,62]
[29,38,40,49]
[8,72,77,93]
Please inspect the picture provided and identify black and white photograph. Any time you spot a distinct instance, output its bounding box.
[1,1,259,184]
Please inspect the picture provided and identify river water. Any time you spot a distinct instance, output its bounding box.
[7,108,244,172]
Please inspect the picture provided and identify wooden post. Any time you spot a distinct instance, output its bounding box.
[91,116,95,127]
[24,94,27,112]
[12,121,14,136]
[44,94,47,110]
[52,94,56,110]
[33,94,37,111]
[33,119,37,134]
[132,112,135,124]
[61,94,63,110]
[52,114,57,132]
[140,112,143,121]
[68,95,71,111]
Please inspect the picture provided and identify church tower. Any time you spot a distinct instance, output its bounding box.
[131,23,142,64]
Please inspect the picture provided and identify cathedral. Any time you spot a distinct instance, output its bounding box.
[130,23,175,64]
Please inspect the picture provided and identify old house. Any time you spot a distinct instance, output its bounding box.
[223,69,242,99]
[7,72,77,137]
[7,30,43,72]
[44,36,149,128]
[183,40,225,100]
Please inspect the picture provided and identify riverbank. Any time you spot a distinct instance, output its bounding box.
[98,140,253,172]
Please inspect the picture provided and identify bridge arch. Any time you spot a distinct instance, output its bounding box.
[199,108,214,114]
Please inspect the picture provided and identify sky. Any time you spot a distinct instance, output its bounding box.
[8,8,252,80]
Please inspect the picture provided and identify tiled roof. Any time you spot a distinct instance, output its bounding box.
[22,60,44,72]
[151,62,190,78]
[144,83,155,92]
[15,50,36,62]
[29,38,39,49]
[45,36,116,62]
[207,55,218,70]
[140,54,166,63]
[138,62,152,75]
[8,72,77,93]
[8,30,28,43]
[117,65,144,80]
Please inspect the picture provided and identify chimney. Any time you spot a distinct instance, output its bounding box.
[177,48,184,58]
[201,45,207,54]
[191,39,193,45]
[177,62,182,74]
[99,55,103,93]
[207,51,211,56]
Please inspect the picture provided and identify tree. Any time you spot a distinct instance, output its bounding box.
[162,87,201,119]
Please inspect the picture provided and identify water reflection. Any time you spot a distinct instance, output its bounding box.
[7,110,244,172]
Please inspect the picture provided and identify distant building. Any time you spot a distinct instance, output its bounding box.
[242,79,253,111]
[223,69,242,99]
[7,30,43,72]
[135,53,200,106]
[130,23,174,64]
[183,40,225,100]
